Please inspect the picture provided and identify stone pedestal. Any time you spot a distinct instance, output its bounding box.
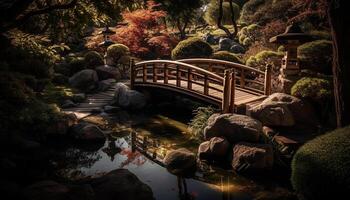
[278,73,300,94]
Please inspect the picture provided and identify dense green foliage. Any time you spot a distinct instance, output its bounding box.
[298,40,333,74]
[212,51,243,64]
[171,37,213,59]
[204,1,240,26]
[106,44,130,65]
[291,126,350,199]
[291,77,332,102]
[84,51,104,68]
[189,107,216,141]
[238,24,260,46]
[246,50,283,70]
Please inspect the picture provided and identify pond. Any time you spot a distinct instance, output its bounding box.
[48,101,294,200]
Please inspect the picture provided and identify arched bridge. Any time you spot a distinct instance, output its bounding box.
[130,58,272,113]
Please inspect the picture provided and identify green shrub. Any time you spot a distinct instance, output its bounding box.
[240,0,265,23]
[84,51,104,68]
[246,50,283,70]
[237,24,260,46]
[67,56,86,75]
[188,107,217,141]
[277,45,285,52]
[204,1,240,26]
[41,84,74,105]
[0,72,34,105]
[291,77,332,102]
[291,126,350,199]
[106,44,130,65]
[308,30,332,40]
[211,51,243,64]
[171,37,213,60]
[298,40,333,74]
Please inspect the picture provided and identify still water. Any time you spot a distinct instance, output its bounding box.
[50,103,294,200]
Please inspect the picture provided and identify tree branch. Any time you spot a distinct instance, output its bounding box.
[2,0,78,31]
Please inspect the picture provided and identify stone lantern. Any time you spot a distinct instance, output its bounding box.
[269,23,313,93]
[98,26,116,64]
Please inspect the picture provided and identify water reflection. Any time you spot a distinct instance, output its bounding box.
[50,109,294,200]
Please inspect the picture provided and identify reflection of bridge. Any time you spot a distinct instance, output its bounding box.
[130,131,248,200]
[130,59,271,113]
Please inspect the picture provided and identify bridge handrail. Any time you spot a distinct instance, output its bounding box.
[135,60,223,80]
[177,58,264,75]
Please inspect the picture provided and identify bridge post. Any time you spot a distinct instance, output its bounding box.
[164,64,168,84]
[229,69,236,113]
[176,65,181,87]
[130,59,135,89]
[187,68,192,90]
[264,64,272,95]
[222,69,232,113]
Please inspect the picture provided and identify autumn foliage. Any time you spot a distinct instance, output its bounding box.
[111,1,178,59]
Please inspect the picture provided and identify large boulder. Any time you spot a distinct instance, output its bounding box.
[46,113,78,136]
[98,79,116,92]
[232,142,274,171]
[95,65,121,80]
[90,169,154,200]
[202,33,219,45]
[111,83,147,110]
[229,44,245,54]
[69,69,98,91]
[250,93,319,129]
[204,114,262,144]
[69,123,106,142]
[219,38,233,51]
[22,180,94,200]
[22,180,69,200]
[198,137,230,161]
[163,148,196,176]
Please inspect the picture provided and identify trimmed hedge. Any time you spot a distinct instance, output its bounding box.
[212,51,243,64]
[291,126,350,199]
[171,37,213,60]
[298,40,333,74]
[106,44,130,64]
[84,51,104,68]
[246,50,283,70]
[291,77,332,102]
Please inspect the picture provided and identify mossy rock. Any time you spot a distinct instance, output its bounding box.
[291,126,350,199]
[298,40,333,74]
[84,51,104,69]
[171,37,213,60]
[211,51,243,64]
[291,77,332,103]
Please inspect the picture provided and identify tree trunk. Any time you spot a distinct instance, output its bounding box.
[327,0,350,127]
[217,0,238,39]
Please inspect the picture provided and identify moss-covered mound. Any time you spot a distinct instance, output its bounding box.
[211,51,243,64]
[298,40,333,74]
[291,77,332,102]
[171,37,213,60]
[84,51,104,68]
[291,126,350,199]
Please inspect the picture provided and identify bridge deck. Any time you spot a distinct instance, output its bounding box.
[135,79,266,110]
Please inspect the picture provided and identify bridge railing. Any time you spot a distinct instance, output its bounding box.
[177,58,271,96]
[131,60,225,105]
[130,59,271,113]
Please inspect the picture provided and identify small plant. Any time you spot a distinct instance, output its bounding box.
[188,106,217,141]
[246,50,283,70]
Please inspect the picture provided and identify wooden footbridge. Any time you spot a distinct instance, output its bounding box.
[130,58,272,113]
